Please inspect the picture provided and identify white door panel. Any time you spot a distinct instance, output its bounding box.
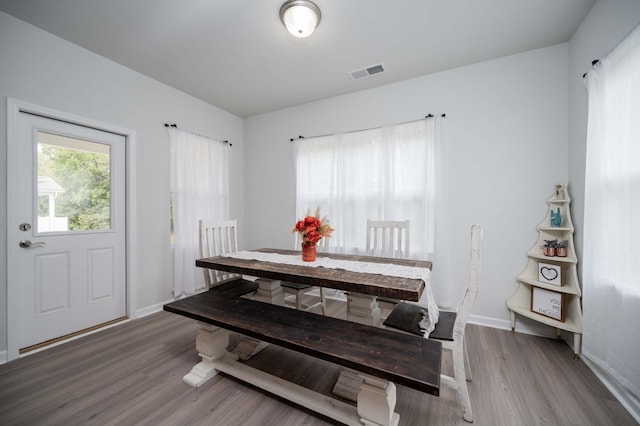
[35,251,70,315]
[8,111,126,352]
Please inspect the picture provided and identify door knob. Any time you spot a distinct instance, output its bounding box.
[19,240,46,248]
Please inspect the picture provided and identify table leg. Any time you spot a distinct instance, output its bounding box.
[232,278,281,360]
[347,293,381,327]
[336,296,382,404]
[253,278,285,305]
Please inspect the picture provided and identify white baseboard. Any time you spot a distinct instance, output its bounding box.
[0,350,7,365]
[470,313,557,339]
[135,299,173,318]
[136,292,203,318]
[469,314,512,331]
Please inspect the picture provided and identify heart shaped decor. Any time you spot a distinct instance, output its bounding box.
[540,267,558,281]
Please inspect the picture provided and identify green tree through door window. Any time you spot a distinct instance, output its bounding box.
[37,132,111,232]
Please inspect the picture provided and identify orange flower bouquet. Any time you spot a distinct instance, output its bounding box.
[292,208,334,261]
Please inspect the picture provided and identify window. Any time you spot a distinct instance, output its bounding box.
[169,127,230,296]
[37,132,111,233]
[292,117,440,260]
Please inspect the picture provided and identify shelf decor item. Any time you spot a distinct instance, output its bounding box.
[555,183,565,200]
[506,182,582,358]
[292,207,334,262]
[538,262,562,286]
[550,208,562,227]
[556,240,568,257]
[542,239,557,256]
[531,287,565,321]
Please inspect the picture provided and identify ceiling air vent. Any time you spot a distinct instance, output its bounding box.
[349,64,385,80]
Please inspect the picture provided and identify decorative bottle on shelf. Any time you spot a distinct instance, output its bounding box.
[506,182,582,358]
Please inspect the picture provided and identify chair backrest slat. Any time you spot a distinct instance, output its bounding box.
[199,219,239,288]
[366,219,410,259]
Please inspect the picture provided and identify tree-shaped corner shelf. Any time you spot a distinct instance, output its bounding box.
[506,182,582,358]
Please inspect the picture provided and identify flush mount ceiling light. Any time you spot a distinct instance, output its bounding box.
[279,0,321,38]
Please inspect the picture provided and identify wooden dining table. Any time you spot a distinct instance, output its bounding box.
[196,248,433,327]
[164,248,440,425]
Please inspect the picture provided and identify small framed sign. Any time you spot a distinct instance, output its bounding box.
[531,287,565,321]
[538,262,562,286]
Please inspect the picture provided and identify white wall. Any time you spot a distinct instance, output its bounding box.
[568,0,640,275]
[0,12,245,354]
[244,44,569,331]
[5,0,638,356]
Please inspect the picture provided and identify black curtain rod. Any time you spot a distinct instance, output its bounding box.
[582,59,600,78]
[289,113,446,142]
[164,123,231,146]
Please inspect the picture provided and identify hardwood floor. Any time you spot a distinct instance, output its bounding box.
[0,297,636,426]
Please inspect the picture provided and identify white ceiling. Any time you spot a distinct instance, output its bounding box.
[0,0,596,118]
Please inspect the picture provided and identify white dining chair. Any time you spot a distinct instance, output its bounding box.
[199,219,242,288]
[383,224,482,423]
[281,235,327,315]
[364,219,411,314]
[366,219,410,259]
[199,218,266,360]
[335,219,412,400]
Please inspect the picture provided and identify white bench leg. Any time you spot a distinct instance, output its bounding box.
[183,323,232,388]
[357,377,400,426]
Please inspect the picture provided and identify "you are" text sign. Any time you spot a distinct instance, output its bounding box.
[531,287,565,321]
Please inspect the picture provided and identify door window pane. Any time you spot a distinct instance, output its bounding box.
[37,131,111,233]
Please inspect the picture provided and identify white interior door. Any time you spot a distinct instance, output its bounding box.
[7,111,126,355]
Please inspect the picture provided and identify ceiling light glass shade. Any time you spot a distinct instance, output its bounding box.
[279,0,321,38]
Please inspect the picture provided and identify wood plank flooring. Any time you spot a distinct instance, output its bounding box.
[0,297,636,426]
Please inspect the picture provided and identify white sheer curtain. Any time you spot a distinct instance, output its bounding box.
[292,117,439,261]
[169,127,230,296]
[583,23,640,412]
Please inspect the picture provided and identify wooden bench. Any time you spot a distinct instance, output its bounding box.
[164,284,442,426]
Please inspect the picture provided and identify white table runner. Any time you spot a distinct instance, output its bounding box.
[223,251,439,336]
